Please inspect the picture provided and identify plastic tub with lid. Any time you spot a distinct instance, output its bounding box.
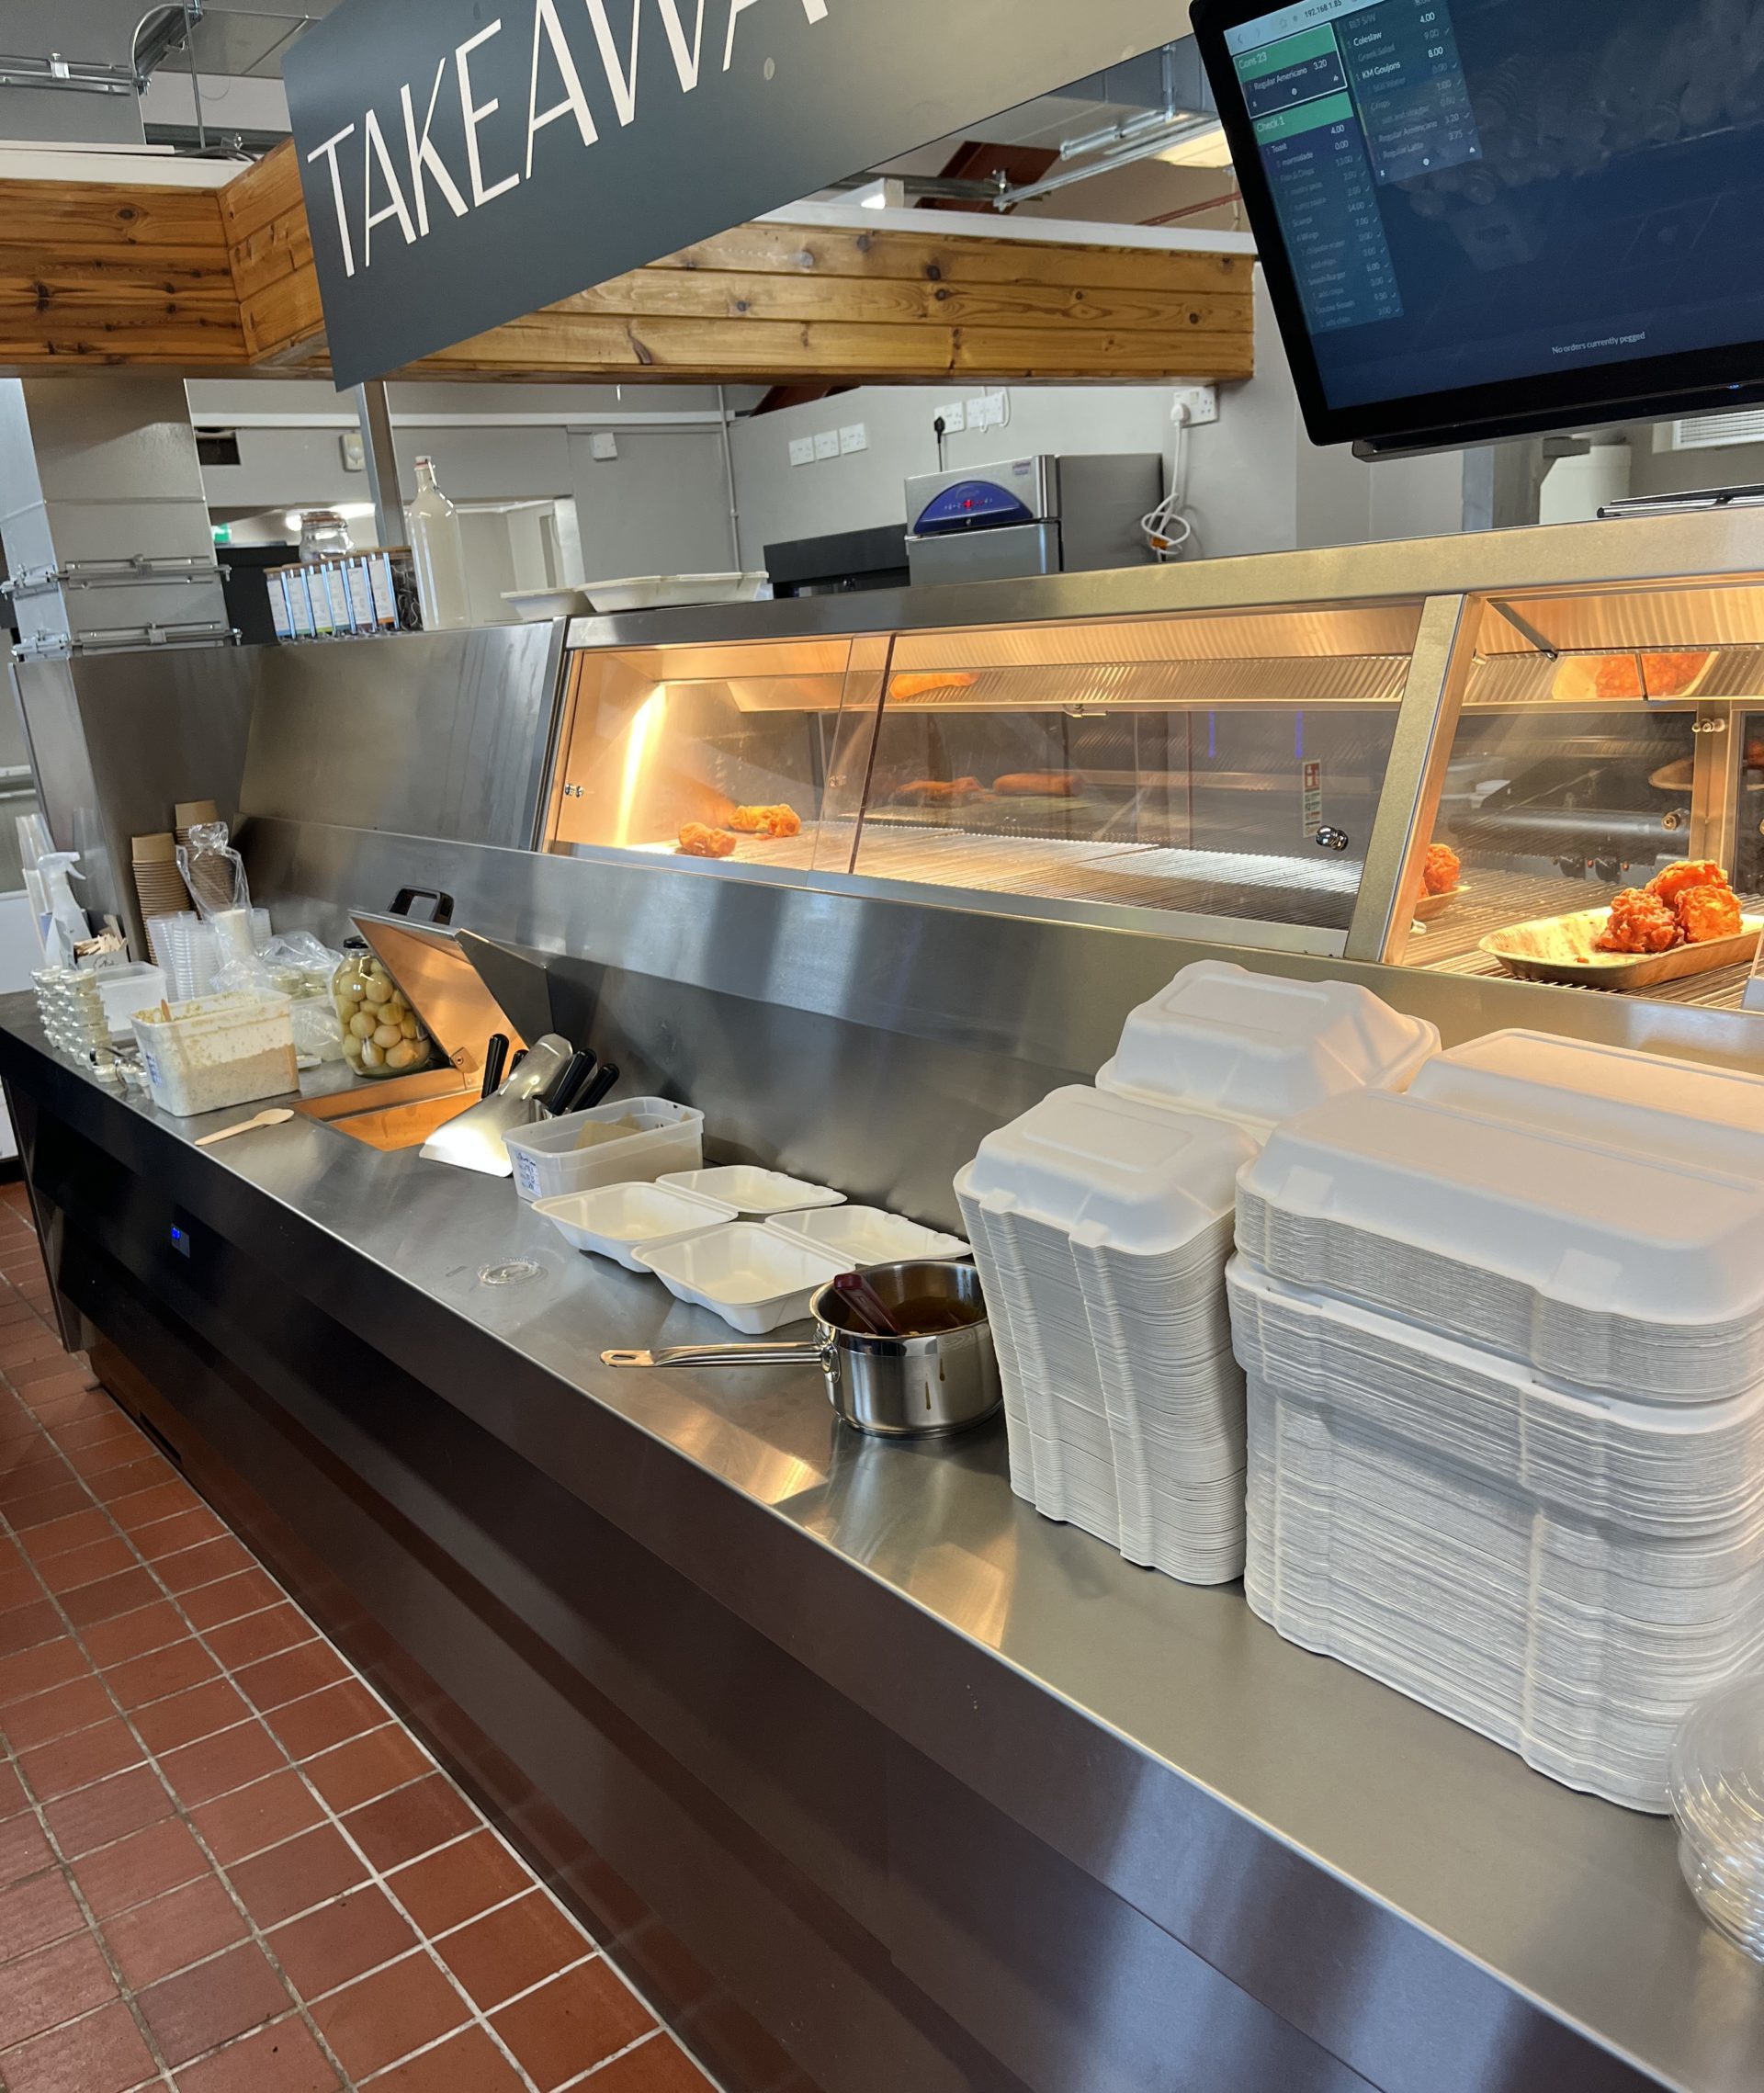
[506,1099,703,1205]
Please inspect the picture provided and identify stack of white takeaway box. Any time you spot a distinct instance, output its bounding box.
[955,963,1437,1586]
[1230,1031,1764,1811]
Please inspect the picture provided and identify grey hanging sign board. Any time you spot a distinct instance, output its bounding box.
[284,0,1183,387]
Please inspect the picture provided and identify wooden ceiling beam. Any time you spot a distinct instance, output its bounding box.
[0,140,1255,386]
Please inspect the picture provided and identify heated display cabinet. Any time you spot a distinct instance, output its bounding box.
[537,541,1764,1014]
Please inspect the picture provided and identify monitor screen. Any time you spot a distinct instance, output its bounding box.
[1194,0,1764,453]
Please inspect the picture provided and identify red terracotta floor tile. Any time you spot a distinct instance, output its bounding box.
[0,1928,119,2047]
[386,1831,535,1940]
[0,1641,87,1709]
[9,1356,88,1391]
[2,1485,92,1531]
[85,1458,172,1507]
[307,1949,468,2082]
[267,1882,417,2002]
[103,1872,247,1991]
[157,1718,288,1807]
[130,1678,252,1758]
[110,1482,202,1533]
[267,1682,386,1763]
[180,1569,287,1634]
[105,1637,219,1712]
[128,1508,225,1562]
[0,1759,26,1816]
[0,1601,63,1658]
[234,1643,349,1715]
[368,2022,528,2092]
[0,1457,70,1508]
[188,1769,322,1867]
[0,1562,44,1612]
[139,1939,291,2067]
[61,1568,161,1629]
[301,1725,429,1816]
[226,1822,367,1931]
[0,1813,55,1891]
[203,1605,313,1671]
[586,2033,719,2093]
[345,1776,478,1876]
[436,1887,590,2011]
[17,1510,113,1564]
[154,1537,254,1595]
[490,1960,654,2091]
[0,1870,84,1964]
[0,1996,158,2093]
[71,1818,209,1920]
[17,1716,142,1800]
[42,1765,173,1859]
[173,2011,341,2093]
[50,1412,140,1454]
[0,1673,114,1752]
[36,1536,136,1596]
[81,1602,188,1670]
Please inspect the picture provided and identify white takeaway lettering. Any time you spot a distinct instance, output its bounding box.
[401,59,469,236]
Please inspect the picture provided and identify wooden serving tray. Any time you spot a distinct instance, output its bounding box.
[1413,885,1467,923]
[1482,908,1764,990]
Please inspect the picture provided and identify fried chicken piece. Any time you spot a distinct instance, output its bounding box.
[1642,651,1713,698]
[1597,888,1681,955]
[896,775,984,808]
[993,772,1083,798]
[677,822,736,859]
[726,804,801,839]
[1647,860,1729,907]
[1423,843,1461,897]
[1678,884,1744,944]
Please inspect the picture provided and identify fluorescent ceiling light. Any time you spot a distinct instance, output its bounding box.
[1157,124,1234,170]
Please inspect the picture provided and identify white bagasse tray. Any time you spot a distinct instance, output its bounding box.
[660,1166,844,1218]
[763,1205,967,1267]
[533,1182,738,1271]
[638,1225,846,1335]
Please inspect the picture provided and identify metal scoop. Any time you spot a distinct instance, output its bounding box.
[419,1034,574,1175]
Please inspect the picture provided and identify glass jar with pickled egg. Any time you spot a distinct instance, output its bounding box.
[332,941,435,1079]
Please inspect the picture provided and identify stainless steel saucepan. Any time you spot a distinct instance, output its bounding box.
[604,1260,1001,1439]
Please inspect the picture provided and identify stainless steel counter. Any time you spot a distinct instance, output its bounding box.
[4,1003,1760,2093]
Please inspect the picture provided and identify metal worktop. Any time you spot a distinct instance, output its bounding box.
[5,1003,1761,2093]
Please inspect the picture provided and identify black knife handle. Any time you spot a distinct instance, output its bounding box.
[537,1050,594,1116]
[481,1035,510,1099]
[576,1062,619,1113]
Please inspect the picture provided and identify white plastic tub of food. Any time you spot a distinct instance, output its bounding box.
[533,1181,737,1269]
[88,962,166,1042]
[763,1205,968,1267]
[504,1099,704,1205]
[1097,960,1438,1129]
[659,1166,843,1218]
[638,1224,847,1334]
[134,993,299,1119]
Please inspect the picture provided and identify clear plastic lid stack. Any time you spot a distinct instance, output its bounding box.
[1671,1677,1764,1955]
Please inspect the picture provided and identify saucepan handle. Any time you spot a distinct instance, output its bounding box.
[603,1341,832,1371]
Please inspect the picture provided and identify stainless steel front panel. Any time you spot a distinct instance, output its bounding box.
[240,623,567,852]
[908,521,1064,588]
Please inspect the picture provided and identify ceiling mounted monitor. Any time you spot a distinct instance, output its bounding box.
[1193,0,1764,457]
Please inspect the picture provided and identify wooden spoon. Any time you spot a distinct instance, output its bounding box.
[194,1108,295,1148]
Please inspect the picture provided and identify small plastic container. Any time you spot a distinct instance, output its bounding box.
[85,963,166,1042]
[638,1224,847,1334]
[533,1181,737,1270]
[658,1166,842,1218]
[505,1099,704,1205]
[134,994,298,1119]
[1672,1676,1764,1955]
[763,1206,969,1267]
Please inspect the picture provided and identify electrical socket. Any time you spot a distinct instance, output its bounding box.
[590,431,619,460]
[1170,385,1219,427]
[935,402,966,435]
[814,429,842,460]
[788,436,816,468]
[839,423,868,454]
[339,431,366,472]
[969,391,1008,431]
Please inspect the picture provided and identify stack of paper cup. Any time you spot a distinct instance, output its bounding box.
[132,834,188,923]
